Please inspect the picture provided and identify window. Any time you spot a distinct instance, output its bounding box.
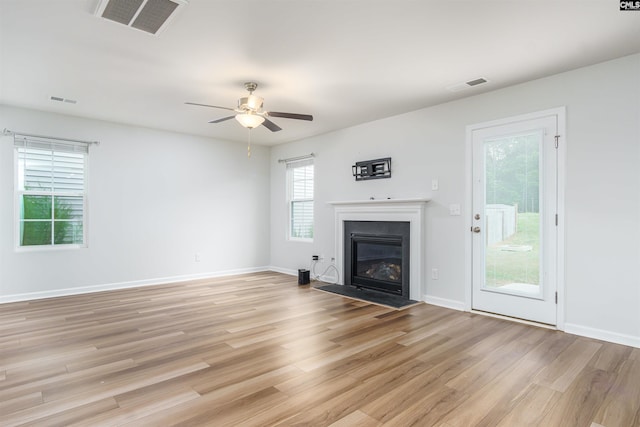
[286,158,314,240]
[14,135,89,249]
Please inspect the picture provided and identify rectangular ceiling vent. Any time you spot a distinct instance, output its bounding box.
[446,77,489,92]
[466,78,488,87]
[50,95,77,104]
[95,0,188,35]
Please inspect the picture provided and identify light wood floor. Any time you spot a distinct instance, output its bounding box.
[1,272,639,427]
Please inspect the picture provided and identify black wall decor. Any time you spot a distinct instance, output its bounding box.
[352,157,391,181]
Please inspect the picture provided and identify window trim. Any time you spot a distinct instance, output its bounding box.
[13,139,89,252]
[286,158,314,242]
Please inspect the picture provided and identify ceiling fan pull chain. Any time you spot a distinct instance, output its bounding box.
[247,129,251,158]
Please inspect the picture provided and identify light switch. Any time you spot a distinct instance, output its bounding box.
[431,179,439,191]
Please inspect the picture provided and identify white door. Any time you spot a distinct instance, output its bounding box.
[471,113,560,325]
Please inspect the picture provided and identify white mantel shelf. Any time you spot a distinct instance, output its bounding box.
[327,198,431,205]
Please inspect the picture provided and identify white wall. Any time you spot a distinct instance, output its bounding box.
[270,54,640,346]
[0,106,271,301]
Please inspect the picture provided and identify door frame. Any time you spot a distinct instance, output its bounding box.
[464,107,566,330]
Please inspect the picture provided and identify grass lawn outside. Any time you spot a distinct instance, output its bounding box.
[485,212,540,288]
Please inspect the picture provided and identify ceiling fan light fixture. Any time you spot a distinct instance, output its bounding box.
[235,112,265,129]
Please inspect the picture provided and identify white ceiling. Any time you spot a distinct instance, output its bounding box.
[1,0,639,146]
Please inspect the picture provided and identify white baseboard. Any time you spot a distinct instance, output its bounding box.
[268,266,298,277]
[267,266,337,285]
[0,266,271,304]
[564,323,640,349]
[423,294,465,311]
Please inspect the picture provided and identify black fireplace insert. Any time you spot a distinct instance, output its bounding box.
[344,221,410,297]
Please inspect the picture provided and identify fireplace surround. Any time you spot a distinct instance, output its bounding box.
[329,198,430,301]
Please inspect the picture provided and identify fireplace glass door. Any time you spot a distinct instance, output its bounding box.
[352,235,403,294]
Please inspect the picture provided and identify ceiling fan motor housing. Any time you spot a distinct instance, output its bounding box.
[244,82,258,92]
[238,95,264,112]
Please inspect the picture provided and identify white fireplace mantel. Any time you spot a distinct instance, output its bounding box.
[328,198,430,301]
[327,197,431,206]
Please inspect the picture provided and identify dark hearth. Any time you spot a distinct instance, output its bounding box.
[344,220,410,298]
[315,284,419,309]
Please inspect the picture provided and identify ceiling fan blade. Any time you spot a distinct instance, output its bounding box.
[208,116,236,124]
[267,111,313,121]
[185,102,235,111]
[262,117,282,132]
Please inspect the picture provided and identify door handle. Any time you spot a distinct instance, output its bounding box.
[472,226,481,233]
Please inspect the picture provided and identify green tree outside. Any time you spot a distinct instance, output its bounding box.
[21,195,82,246]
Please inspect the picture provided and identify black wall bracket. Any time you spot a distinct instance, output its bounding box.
[352,157,391,181]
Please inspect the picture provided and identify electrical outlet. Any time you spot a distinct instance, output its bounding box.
[431,268,439,280]
[312,255,319,261]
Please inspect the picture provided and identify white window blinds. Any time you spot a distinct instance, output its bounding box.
[287,158,314,240]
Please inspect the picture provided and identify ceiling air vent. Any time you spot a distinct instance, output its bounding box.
[446,77,489,92]
[95,0,187,35]
[50,95,77,104]
[466,78,488,87]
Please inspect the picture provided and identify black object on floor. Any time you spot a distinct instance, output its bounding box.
[298,269,310,285]
[314,284,419,309]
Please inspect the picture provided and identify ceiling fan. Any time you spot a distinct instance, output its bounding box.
[186,82,313,132]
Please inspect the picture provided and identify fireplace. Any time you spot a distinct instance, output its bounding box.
[344,221,410,297]
[330,197,429,301]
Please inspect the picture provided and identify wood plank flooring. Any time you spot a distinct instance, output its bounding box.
[1,272,639,426]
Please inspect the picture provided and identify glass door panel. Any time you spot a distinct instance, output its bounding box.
[484,132,542,298]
